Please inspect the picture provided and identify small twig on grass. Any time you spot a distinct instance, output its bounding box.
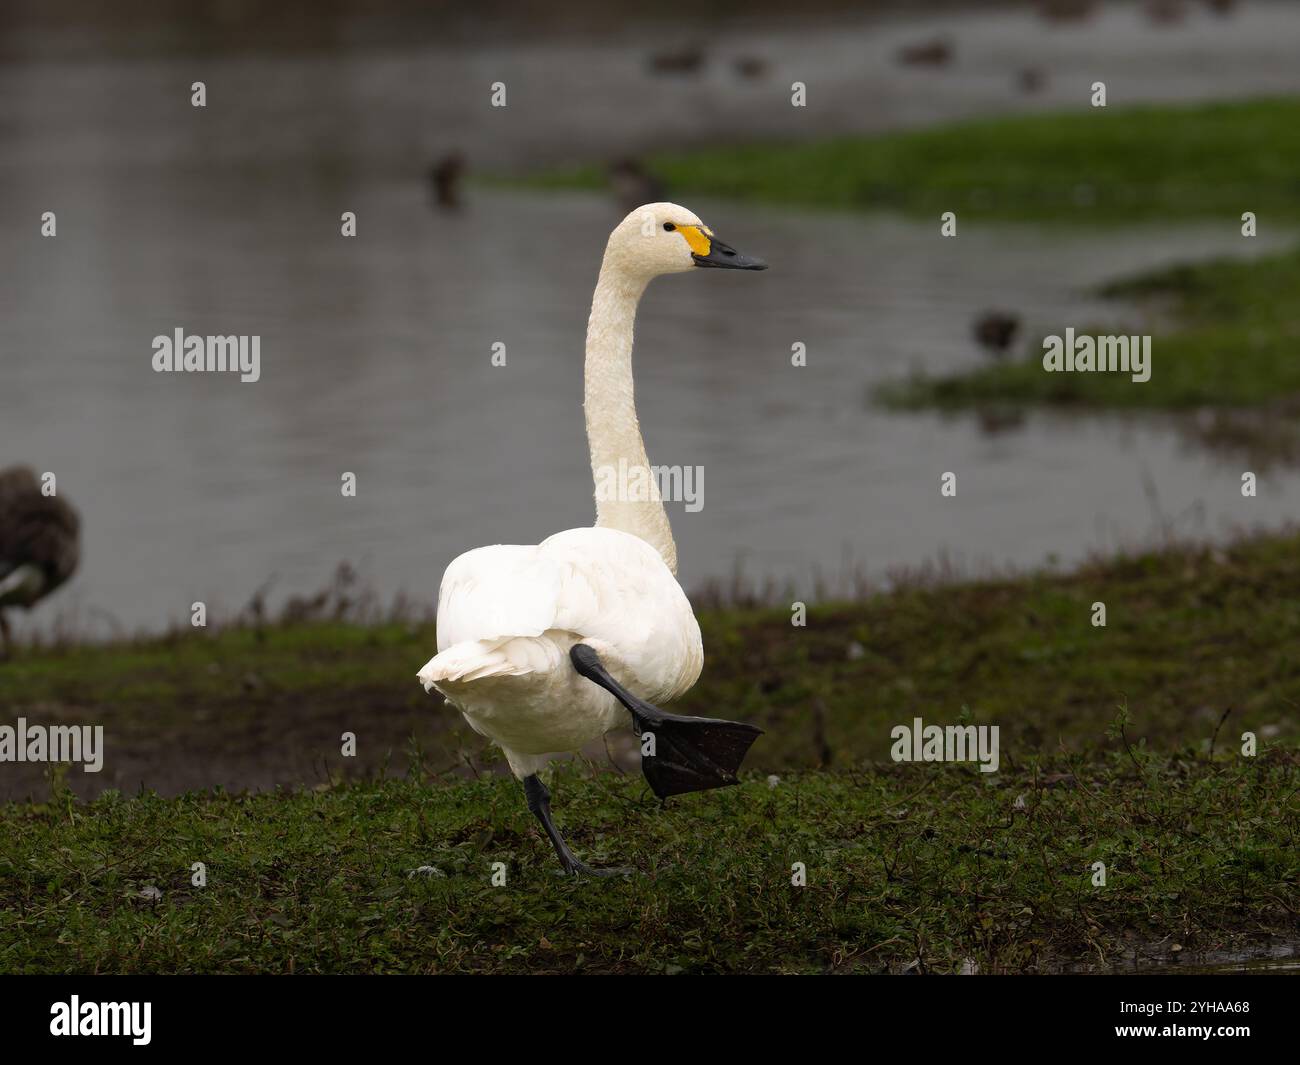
[459,751,480,780]
[1108,696,1147,787]
[811,697,833,768]
[1208,705,1233,761]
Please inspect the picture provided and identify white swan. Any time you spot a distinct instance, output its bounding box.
[418,202,767,875]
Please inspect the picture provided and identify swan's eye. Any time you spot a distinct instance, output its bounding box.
[663,222,676,232]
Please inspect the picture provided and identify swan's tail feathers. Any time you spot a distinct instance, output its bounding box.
[417,637,563,692]
[569,642,763,799]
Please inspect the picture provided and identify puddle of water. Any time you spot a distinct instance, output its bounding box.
[1061,942,1300,975]
[1162,958,1300,975]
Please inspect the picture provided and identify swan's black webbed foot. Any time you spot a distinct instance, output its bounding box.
[523,774,632,877]
[569,643,763,799]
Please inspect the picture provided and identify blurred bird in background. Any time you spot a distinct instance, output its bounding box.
[974,310,1022,360]
[607,157,665,214]
[429,152,465,210]
[0,466,80,655]
[897,37,953,67]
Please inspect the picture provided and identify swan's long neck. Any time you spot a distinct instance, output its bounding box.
[584,263,678,574]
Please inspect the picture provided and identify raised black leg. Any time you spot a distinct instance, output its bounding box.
[0,612,10,660]
[523,774,627,877]
[570,644,763,799]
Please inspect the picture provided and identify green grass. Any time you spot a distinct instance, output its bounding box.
[3,533,1300,783]
[3,532,1298,972]
[877,244,1300,412]
[2,533,1300,972]
[1,754,1294,974]
[0,620,429,725]
[524,98,1300,222]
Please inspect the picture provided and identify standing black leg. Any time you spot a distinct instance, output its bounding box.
[523,774,627,877]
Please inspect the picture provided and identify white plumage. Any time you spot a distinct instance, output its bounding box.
[419,527,702,778]
[414,202,766,873]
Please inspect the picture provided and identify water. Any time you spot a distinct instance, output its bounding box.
[1063,941,1300,974]
[4,3,1300,634]
[7,2,1300,171]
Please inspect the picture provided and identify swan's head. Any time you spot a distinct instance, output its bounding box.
[605,202,768,280]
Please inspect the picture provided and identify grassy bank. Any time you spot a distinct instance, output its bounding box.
[525,98,1300,222]
[878,245,1300,412]
[2,532,1299,799]
[1,754,1294,974]
[3,532,1298,972]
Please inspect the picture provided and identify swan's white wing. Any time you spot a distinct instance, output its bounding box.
[429,527,700,699]
[538,528,696,673]
[434,544,562,651]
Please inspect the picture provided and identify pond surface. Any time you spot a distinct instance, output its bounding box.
[4,3,1300,634]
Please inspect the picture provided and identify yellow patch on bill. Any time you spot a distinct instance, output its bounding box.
[676,225,712,256]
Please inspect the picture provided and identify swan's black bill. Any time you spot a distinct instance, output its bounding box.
[571,643,764,799]
[692,238,768,271]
